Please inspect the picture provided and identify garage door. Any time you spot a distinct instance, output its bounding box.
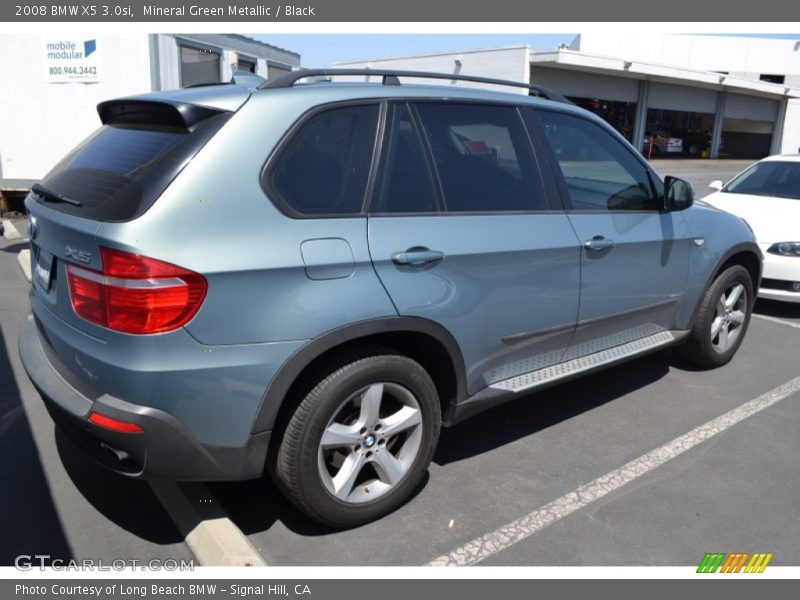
[724,93,779,122]
[531,68,639,102]
[179,45,221,87]
[268,63,292,79]
[648,83,718,113]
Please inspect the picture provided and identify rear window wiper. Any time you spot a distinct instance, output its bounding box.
[32,183,82,207]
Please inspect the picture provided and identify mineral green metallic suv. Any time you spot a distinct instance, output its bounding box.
[20,69,761,527]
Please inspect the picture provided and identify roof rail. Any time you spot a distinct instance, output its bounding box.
[258,68,573,104]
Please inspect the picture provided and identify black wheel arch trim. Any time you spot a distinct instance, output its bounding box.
[250,316,468,434]
[688,241,762,328]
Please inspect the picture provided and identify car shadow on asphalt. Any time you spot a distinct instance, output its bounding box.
[754,298,800,320]
[55,430,188,545]
[0,241,27,254]
[0,324,72,565]
[207,469,430,538]
[209,353,671,539]
[434,353,670,465]
[207,474,318,536]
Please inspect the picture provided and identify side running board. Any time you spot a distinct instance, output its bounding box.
[489,331,679,394]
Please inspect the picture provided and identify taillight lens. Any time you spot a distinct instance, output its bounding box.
[88,411,144,433]
[66,247,207,334]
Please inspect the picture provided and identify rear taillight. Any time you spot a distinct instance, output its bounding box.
[88,411,144,433]
[66,247,207,334]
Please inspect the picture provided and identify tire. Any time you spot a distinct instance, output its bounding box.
[679,264,753,368]
[273,351,441,528]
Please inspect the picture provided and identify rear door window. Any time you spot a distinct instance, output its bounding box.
[36,112,229,222]
[372,103,440,214]
[267,104,380,217]
[413,103,547,213]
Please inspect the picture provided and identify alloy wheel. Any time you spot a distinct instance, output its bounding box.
[710,282,747,353]
[317,382,423,504]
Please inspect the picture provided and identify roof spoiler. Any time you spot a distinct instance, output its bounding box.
[97,99,225,129]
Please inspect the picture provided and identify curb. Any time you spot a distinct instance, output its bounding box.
[149,481,266,567]
[17,249,31,282]
[2,219,23,241]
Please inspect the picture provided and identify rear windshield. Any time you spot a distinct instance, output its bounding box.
[724,161,800,200]
[36,112,229,221]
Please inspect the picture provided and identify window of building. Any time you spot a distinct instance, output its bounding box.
[759,74,785,84]
[179,45,221,87]
[414,103,547,212]
[268,104,379,216]
[268,64,292,79]
[237,57,257,73]
[535,110,657,212]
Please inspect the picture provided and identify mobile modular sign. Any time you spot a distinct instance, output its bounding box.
[43,38,100,82]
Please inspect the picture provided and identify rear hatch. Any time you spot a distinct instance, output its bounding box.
[27,87,249,343]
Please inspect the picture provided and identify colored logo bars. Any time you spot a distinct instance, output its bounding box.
[697,552,773,573]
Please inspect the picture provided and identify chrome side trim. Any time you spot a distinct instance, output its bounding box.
[501,321,574,345]
[500,296,679,345]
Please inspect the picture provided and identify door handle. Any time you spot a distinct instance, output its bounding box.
[583,236,615,252]
[391,248,445,266]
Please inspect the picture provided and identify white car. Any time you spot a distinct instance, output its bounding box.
[703,154,800,303]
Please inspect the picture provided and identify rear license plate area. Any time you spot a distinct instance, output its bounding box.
[34,247,55,291]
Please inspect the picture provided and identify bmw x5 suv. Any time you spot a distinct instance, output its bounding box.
[19,69,761,527]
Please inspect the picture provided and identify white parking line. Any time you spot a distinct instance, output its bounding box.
[753,313,800,330]
[427,375,800,566]
[17,249,31,282]
[2,218,23,240]
[149,481,266,567]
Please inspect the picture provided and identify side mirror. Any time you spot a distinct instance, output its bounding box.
[708,179,724,191]
[663,176,695,212]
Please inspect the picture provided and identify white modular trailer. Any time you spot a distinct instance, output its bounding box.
[0,33,300,182]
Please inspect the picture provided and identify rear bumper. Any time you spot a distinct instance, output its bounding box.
[18,315,269,481]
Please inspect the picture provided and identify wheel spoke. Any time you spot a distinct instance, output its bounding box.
[379,405,421,438]
[717,324,730,351]
[711,315,724,339]
[729,310,745,326]
[716,296,727,317]
[332,452,366,500]
[372,450,405,486]
[725,284,744,311]
[320,423,361,449]
[358,383,384,428]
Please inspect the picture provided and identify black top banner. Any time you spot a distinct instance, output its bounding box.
[3,0,800,22]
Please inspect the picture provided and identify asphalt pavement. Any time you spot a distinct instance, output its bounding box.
[650,158,752,192]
